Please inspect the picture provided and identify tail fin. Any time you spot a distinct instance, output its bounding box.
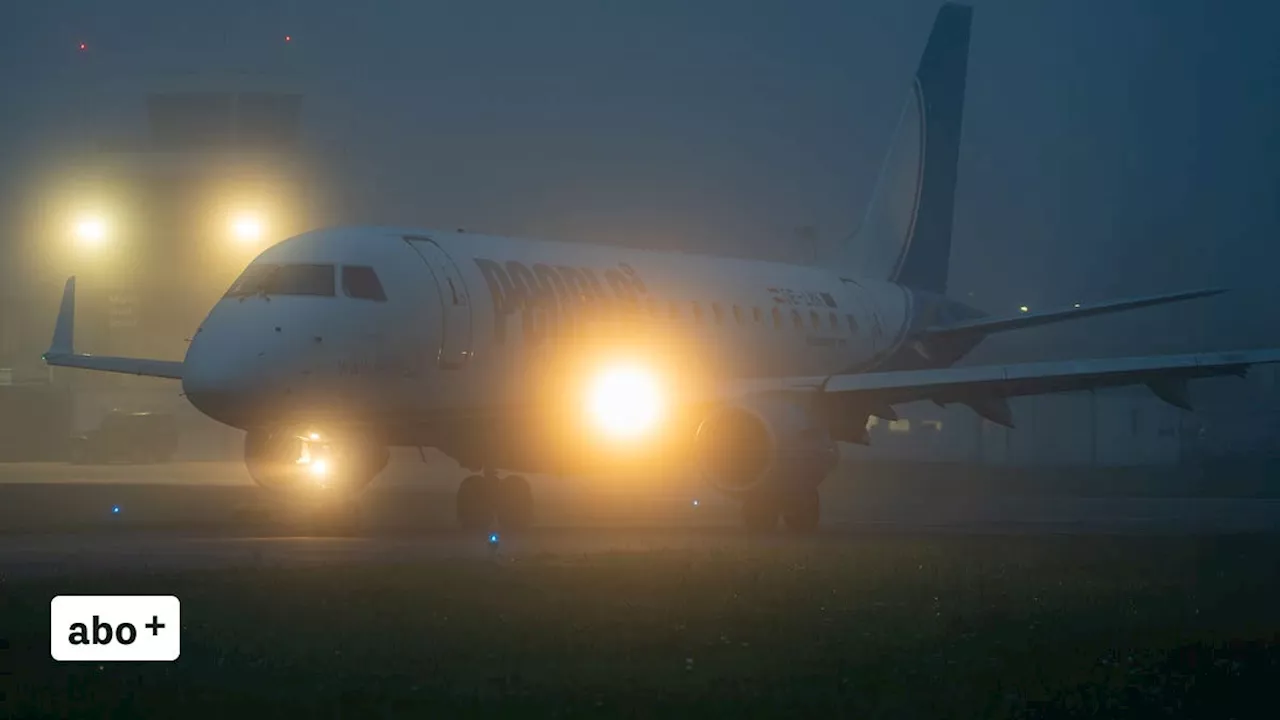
[838,2,971,295]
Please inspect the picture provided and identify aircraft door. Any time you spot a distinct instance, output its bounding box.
[405,237,473,369]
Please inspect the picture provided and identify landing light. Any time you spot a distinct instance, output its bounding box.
[1019,305,1029,313]
[586,363,664,440]
[309,459,328,477]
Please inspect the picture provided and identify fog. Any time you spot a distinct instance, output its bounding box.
[2,0,1278,362]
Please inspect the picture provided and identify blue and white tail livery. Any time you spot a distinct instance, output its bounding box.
[841,2,970,296]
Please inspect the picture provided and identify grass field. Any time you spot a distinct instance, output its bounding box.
[3,535,1278,719]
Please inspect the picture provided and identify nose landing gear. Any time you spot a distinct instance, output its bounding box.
[456,472,533,532]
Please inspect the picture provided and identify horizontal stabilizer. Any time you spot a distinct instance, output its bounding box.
[925,288,1226,340]
[43,277,185,380]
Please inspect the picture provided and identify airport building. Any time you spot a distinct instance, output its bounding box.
[0,72,332,460]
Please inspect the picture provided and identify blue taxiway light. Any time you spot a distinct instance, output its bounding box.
[111,505,121,514]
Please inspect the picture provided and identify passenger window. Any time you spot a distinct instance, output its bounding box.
[712,303,724,324]
[846,314,858,335]
[732,305,743,325]
[772,307,783,329]
[342,265,387,302]
[752,307,762,324]
[791,310,803,329]
[692,302,704,323]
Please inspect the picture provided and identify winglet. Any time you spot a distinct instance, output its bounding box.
[46,276,76,358]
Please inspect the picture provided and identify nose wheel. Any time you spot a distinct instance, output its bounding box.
[456,473,533,532]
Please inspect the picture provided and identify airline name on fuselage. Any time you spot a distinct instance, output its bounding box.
[473,258,649,346]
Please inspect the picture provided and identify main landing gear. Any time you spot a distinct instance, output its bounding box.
[456,472,533,532]
[741,487,820,533]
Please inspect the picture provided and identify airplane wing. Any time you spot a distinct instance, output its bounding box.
[42,277,185,380]
[921,288,1225,341]
[818,349,1280,403]
[737,349,1280,432]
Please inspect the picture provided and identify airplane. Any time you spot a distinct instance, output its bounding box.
[43,2,1280,532]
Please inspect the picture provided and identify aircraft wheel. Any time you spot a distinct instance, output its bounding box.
[741,492,780,532]
[457,474,495,532]
[495,475,534,531]
[781,488,820,533]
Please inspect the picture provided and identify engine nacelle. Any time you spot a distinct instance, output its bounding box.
[692,394,838,496]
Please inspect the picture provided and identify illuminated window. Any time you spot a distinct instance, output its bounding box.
[752,307,762,324]
[809,311,820,329]
[712,303,724,324]
[791,310,803,329]
[692,302,704,323]
[846,314,858,335]
[772,307,783,329]
[828,312,838,330]
[732,305,743,324]
[341,265,387,302]
[866,416,879,429]
[888,419,911,433]
[921,420,943,431]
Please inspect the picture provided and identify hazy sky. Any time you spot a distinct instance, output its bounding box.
[2,0,1277,357]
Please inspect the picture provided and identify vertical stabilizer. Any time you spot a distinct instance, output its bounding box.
[838,3,971,295]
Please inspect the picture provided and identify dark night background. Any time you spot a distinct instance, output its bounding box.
[1,0,1277,360]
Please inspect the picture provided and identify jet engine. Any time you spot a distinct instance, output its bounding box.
[692,394,838,496]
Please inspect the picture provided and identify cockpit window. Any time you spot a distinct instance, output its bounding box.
[224,263,336,298]
[342,265,387,302]
[225,264,277,297]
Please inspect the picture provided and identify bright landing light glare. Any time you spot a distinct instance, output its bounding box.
[230,214,264,241]
[586,364,664,440]
[74,216,108,246]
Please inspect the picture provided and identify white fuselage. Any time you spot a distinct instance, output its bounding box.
[180,226,915,440]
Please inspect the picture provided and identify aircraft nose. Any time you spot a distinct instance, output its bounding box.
[181,307,289,427]
[182,325,264,427]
